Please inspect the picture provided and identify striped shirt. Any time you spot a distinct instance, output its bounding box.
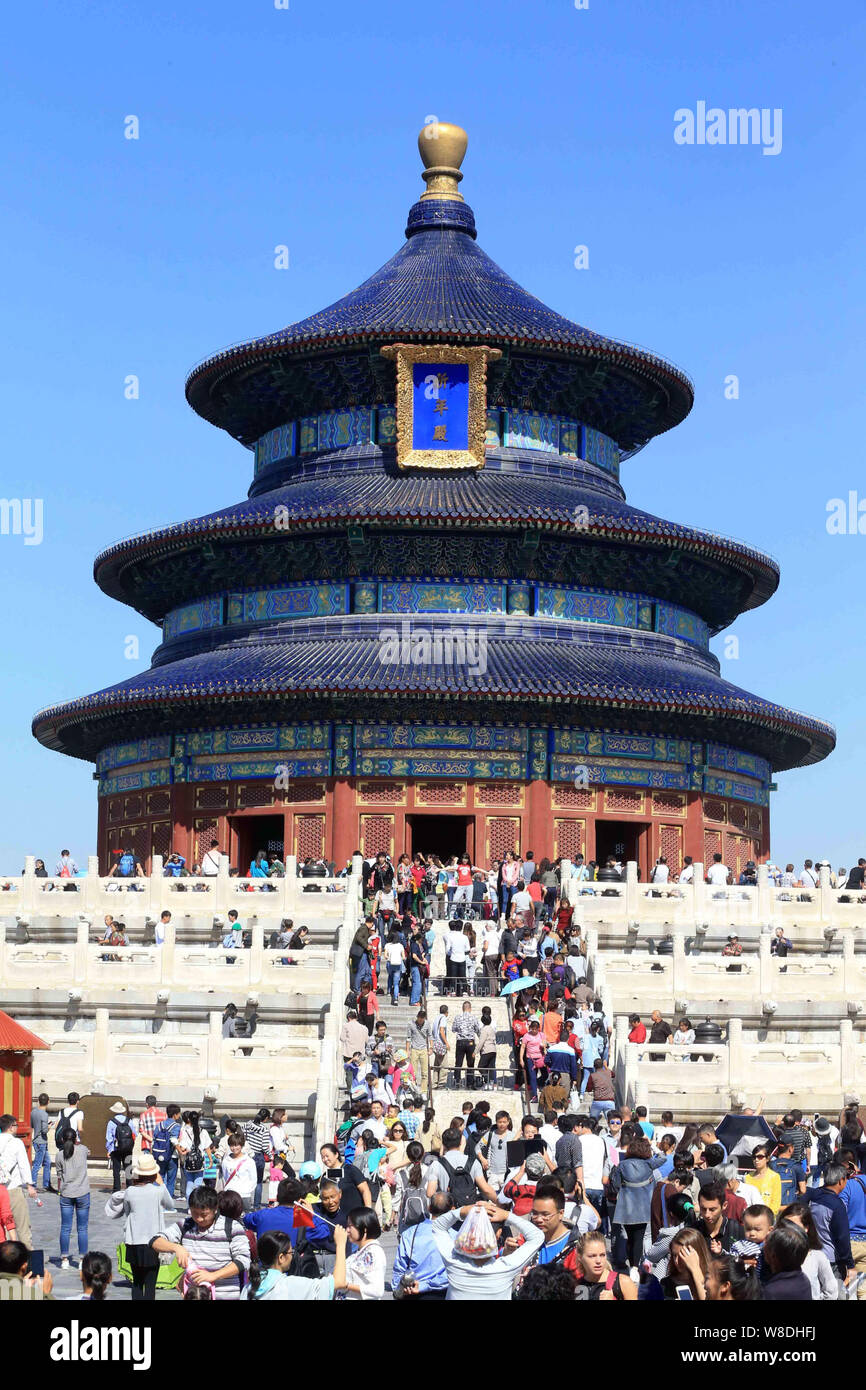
[781,1127,809,1165]
[242,1122,273,1156]
[159,1215,251,1301]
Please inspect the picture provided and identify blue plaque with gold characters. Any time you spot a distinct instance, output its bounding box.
[412,363,469,451]
[381,342,501,469]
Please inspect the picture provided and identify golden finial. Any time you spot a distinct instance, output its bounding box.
[417,120,468,202]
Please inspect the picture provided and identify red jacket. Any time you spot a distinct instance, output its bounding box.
[0,1183,15,1240]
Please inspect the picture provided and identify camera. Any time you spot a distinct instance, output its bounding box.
[392,1272,417,1299]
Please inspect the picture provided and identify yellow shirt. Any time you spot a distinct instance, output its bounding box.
[749,1167,782,1213]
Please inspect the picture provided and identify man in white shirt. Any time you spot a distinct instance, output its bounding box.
[539,1116,561,1159]
[154,910,170,947]
[799,860,818,899]
[650,857,670,888]
[678,856,694,885]
[706,854,731,893]
[573,1116,608,1219]
[365,1100,388,1142]
[56,1092,85,1140]
[201,841,222,877]
[446,923,470,996]
[0,1114,37,1247]
[565,945,587,983]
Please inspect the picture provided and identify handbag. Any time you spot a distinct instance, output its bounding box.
[115,1242,183,1289]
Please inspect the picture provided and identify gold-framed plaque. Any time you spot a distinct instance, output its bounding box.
[380,342,501,470]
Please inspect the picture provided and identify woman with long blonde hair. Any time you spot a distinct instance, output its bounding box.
[572,1230,637,1300]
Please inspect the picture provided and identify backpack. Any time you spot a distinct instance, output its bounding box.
[151,1120,178,1166]
[816,1132,835,1168]
[399,1172,430,1228]
[439,1155,479,1207]
[113,1119,134,1158]
[55,1109,77,1147]
[184,1132,204,1172]
[118,852,135,877]
[288,1227,323,1279]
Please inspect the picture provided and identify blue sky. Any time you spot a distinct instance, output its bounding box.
[1,0,863,871]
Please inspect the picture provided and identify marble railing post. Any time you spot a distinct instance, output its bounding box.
[249,918,264,985]
[625,861,638,916]
[842,932,855,996]
[74,917,90,981]
[691,863,705,922]
[161,916,176,981]
[757,861,771,923]
[819,864,833,924]
[20,857,36,916]
[758,933,774,997]
[840,1018,856,1094]
[672,931,687,1003]
[93,1008,110,1078]
[214,853,230,913]
[82,856,100,911]
[207,1011,224,1085]
[727,1017,744,1099]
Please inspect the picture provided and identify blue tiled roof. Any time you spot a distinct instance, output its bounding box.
[185,199,693,449]
[33,628,835,770]
[93,466,779,612]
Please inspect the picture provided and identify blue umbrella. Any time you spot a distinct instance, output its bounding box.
[499,975,539,997]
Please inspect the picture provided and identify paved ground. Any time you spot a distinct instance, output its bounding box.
[29,1171,399,1301]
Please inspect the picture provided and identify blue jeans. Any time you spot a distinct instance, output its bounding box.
[409,965,423,1005]
[580,1065,594,1095]
[353,955,372,992]
[586,1187,608,1233]
[590,1099,616,1120]
[160,1156,179,1197]
[31,1140,51,1187]
[59,1194,90,1257]
[253,1151,266,1208]
[501,885,514,916]
[525,1055,544,1100]
[387,962,402,1003]
[184,1170,205,1199]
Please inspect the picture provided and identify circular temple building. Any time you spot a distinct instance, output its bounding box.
[33,124,834,877]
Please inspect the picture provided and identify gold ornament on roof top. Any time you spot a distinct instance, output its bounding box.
[418,121,468,202]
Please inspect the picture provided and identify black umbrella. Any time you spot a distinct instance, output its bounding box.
[715,1113,775,1166]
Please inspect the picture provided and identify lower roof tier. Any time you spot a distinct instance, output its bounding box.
[94,454,779,629]
[33,622,834,771]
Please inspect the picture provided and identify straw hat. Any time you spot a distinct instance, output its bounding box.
[109,1101,128,1115]
[134,1153,159,1179]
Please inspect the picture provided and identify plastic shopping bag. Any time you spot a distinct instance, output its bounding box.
[453,1205,498,1260]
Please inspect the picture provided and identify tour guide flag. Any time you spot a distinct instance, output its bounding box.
[292,1203,316,1229]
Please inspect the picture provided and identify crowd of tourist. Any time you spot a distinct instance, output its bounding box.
[3,842,864,1303]
[6,1086,866,1302]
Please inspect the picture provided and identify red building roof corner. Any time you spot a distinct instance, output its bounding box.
[0,1011,49,1051]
